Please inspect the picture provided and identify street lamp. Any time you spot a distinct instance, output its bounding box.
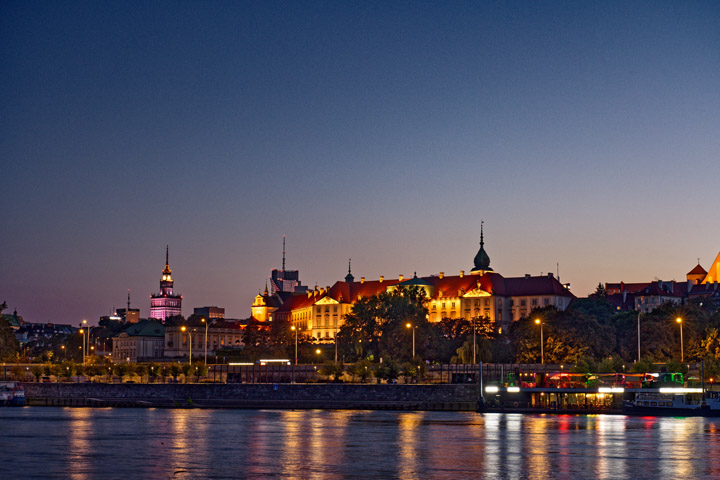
[201,318,209,365]
[676,317,684,362]
[637,312,642,363]
[181,326,192,365]
[315,348,321,365]
[291,325,298,365]
[79,328,86,365]
[535,319,544,364]
[61,345,66,361]
[472,318,477,364]
[406,323,415,358]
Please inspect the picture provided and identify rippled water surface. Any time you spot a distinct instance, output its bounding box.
[2,408,720,479]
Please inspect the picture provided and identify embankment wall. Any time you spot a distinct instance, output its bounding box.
[22,383,480,411]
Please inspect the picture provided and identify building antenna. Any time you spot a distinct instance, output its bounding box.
[557,262,560,281]
[282,235,286,271]
[127,289,131,310]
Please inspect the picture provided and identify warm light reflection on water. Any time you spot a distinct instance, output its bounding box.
[66,408,91,480]
[2,408,720,479]
[398,412,422,480]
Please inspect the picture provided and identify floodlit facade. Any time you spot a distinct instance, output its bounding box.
[150,246,182,323]
[267,228,575,342]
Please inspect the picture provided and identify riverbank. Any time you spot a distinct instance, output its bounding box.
[22,382,479,411]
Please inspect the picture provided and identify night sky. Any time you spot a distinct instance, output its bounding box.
[2,1,719,325]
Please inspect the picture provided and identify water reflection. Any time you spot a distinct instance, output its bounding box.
[2,408,720,479]
[66,408,91,480]
[398,412,423,480]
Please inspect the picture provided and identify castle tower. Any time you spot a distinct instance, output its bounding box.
[150,245,182,323]
[471,221,493,274]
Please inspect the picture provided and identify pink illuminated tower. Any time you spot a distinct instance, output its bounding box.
[150,245,182,323]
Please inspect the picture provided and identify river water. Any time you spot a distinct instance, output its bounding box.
[1,408,719,479]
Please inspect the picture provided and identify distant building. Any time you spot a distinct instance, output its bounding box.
[193,306,225,320]
[112,320,165,363]
[163,318,244,360]
[116,308,140,324]
[150,245,182,323]
[15,322,75,344]
[605,250,720,312]
[1,310,23,330]
[269,236,307,295]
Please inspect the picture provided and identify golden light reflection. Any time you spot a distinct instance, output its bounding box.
[167,409,210,478]
[398,412,424,480]
[279,410,306,479]
[524,415,549,480]
[309,411,330,480]
[67,408,92,480]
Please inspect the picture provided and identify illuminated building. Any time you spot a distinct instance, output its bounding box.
[251,236,307,322]
[270,227,575,342]
[605,250,720,312]
[150,245,182,323]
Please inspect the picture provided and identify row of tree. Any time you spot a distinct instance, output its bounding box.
[9,360,210,383]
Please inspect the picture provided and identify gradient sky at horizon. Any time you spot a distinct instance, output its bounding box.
[2,1,719,325]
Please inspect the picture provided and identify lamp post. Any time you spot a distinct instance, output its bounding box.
[181,326,192,365]
[472,318,477,364]
[61,345,66,361]
[291,325,298,365]
[201,318,209,365]
[79,328,86,365]
[637,312,641,363]
[535,319,544,364]
[406,323,415,358]
[676,317,683,362]
[315,348,321,365]
[334,320,338,363]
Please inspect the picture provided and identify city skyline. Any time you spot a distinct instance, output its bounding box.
[3,1,719,324]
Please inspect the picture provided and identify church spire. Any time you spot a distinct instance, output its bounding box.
[345,258,355,283]
[282,235,286,271]
[163,244,172,275]
[472,221,492,273]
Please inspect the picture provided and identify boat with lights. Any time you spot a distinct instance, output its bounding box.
[622,389,720,417]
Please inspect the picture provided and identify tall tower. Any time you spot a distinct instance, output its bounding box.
[269,236,307,295]
[150,245,183,323]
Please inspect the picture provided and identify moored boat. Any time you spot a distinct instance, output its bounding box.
[623,390,720,417]
[0,381,26,406]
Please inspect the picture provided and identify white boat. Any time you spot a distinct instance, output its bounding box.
[623,390,720,417]
[0,381,26,406]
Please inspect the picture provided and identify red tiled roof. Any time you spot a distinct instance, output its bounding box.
[277,271,573,311]
[688,264,708,276]
[503,275,575,297]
